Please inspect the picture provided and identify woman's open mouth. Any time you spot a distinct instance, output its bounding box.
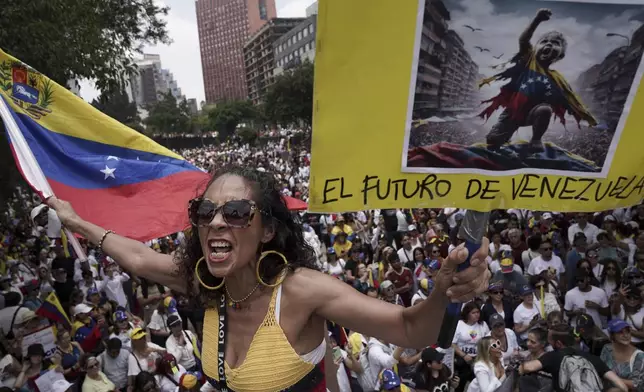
[208,240,233,262]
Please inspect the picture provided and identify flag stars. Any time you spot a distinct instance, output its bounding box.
[107,156,119,161]
[520,83,527,90]
[546,91,552,96]
[528,78,534,84]
[100,166,116,180]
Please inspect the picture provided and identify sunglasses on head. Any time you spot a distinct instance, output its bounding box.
[188,198,260,228]
[490,339,502,350]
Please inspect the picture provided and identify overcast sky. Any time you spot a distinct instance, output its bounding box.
[445,0,643,96]
[78,0,316,103]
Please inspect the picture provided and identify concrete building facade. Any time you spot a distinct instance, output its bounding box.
[127,54,185,108]
[244,18,305,104]
[196,0,277,103]
[273,15,317,77]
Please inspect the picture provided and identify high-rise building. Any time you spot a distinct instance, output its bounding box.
[273,15,317,77]
[244,18,305,104]
[196,0,277,103]
[127,54,185,108]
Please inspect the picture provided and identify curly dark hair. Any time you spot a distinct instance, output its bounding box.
[176,165,317,304]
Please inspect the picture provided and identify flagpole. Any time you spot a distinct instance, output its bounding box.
[0,96,86,260]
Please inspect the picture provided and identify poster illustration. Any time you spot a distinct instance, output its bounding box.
[308,0,644,213]
[403,0,644,176]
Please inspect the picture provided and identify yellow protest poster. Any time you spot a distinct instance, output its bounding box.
[309,0,644,213]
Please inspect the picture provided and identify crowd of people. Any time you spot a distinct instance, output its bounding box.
[0,130,643,392]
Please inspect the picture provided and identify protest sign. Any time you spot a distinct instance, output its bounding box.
[21,327,56,358]
[309,0,644,213]
[34,369,65,392]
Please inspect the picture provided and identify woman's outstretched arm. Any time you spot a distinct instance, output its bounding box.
[48,197,186,293]
[292,239,490,349]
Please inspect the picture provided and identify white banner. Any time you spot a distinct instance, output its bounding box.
[22,327,56,358]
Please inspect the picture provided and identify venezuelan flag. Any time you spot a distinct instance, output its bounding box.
[0,49,209,241]
[36,292,71,330]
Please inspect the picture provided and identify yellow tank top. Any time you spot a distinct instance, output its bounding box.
[202,287,315,391]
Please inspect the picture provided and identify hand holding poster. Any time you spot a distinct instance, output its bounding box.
[309,0,644,213]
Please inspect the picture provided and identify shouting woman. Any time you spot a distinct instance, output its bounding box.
[49,166,490,392]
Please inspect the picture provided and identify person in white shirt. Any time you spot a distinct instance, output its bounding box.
[148,297,180,348]
[513,285,540,343]
[452,302,490,391]
[610,286,644,345]
[527,240,565,281]
[99,263,130,308]
[97,338,129,391]
[565,268,609,328]
[467,337,505,392]
[485,313,520,365]
[366,337,397,387]
[568,213,600,245]
[127,328,165,386]
[165,315,197,371]
[396,234,414,267]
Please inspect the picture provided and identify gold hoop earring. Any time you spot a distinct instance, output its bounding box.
[256,250,288,288]
[195,257,225,290]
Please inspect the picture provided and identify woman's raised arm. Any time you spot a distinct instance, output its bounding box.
[292,239,490,349]
[48,197,186,293]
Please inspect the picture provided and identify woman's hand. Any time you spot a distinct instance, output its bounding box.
[464,354,473,363]
[450,375,460,389]
[434,239,491,302]
[47,197,82,232]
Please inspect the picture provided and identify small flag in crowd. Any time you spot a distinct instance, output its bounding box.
[36,292,71,330]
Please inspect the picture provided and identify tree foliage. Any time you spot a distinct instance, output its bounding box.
[92,89,142,130]
[263,61,314,126]
[0,0,170,92]
[144,92,191,134]
[207,100,258,140]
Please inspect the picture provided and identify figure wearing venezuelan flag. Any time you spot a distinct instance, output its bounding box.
[479,8,597,151]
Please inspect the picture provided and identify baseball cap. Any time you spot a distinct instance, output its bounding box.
[608,319,631,334]
[542,212,553,220]
[327,247,336,255]
[114,310,128,322]
[168,314,182,328]
[419,278,434,293]
[519,284,534,296]
[604,214,617,222]
[380,280,394,290]
[164,296,177,313]
[15,310,37,324]
[488,313,505,328]
[381,369,401,390]
[500,257,514,274]
[86,287,100,299]
[488,281,503,292]
[407,224,417,232]
[179,373,198,389]
[72,303,93,317]
[573,232,587,244]
[130,327,147,340]
[421,347,444,363]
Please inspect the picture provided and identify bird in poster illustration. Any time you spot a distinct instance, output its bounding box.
[474,46,491,52]
[464,25,483,32]
[493,53,504,59]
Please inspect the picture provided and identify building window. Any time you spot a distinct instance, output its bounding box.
[259,0,267,20]
[303,29,308,37]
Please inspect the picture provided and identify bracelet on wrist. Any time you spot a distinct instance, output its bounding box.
[98,230,115,251]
